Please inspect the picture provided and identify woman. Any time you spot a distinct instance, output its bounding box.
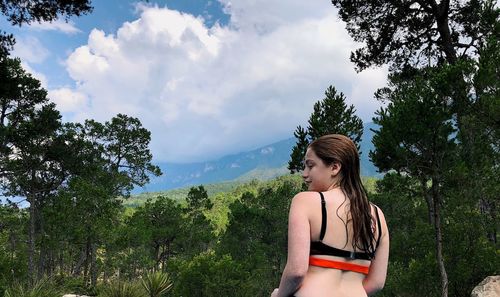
[271,134,389,297]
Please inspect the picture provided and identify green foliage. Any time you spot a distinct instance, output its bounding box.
[82,114,162,196]
[0,0,93,57]
[141,271,173,297]
[99,280,144,297]
[331,0,499,70]
[169,252,249,297]
[370,64,460,175]
[177,185,216,257]
[371,173,439,297]
[123,180,244,207]
[0,57,50,177]
[288,85,364,173]
[125,196,183,271]
[186,185,212,211]
[0,205,28,284]
[0,32,14,58]
[55,276,98,296]
[1,0,93,26]
[217,175,303,295]
[4,278,62,297]
[372,172,498,297]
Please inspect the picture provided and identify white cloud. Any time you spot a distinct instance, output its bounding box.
[48,88,88,113]
[29,19,81,34]
[12,36,49,64]
[60,1,387,162]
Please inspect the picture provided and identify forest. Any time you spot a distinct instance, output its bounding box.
[0,1,498,297]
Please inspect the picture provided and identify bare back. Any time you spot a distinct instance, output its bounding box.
[292,189,389,297]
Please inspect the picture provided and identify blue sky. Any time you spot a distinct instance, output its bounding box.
[3,0,388,163]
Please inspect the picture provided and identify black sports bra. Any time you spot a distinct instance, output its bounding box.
[309,192,382,261]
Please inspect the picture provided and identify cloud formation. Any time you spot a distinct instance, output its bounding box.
[29,19,81,34]
[13,36,50,64]
[52,1,387,162]
[49,88,88,113]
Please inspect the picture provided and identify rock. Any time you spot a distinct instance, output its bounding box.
[471,276,500,297]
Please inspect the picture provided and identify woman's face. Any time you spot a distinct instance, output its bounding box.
[302,148,338,192]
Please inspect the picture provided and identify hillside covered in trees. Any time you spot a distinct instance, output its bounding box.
[0,0,498,297]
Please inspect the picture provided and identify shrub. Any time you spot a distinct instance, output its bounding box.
[99,280,144,297]
[141,271,173,297]
[4,277,62,297]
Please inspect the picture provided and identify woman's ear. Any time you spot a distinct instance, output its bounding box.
[331,162,341,177]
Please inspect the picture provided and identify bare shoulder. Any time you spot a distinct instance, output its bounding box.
[371,203,389,237]
[292,191,319,204]
[289,191,319,213]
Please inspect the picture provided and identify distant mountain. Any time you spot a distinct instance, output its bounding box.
[360,121,380,177]
[136,123,380,193]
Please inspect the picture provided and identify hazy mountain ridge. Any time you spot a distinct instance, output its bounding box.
[137,123,379,193]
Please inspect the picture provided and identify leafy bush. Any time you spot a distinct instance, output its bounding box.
[4,277,62,297]
[99,280,144,297]
[54,275,98,296]
[141,271,173,297]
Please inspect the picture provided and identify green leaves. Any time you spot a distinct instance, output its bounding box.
[99,280,144,297]
[331,0,499,71]
[288,85,363,173]
[141,271,173,297]
[0,0,93,57]
[82,114,162,196]
[370,65,459,176]
[4,277,62,297]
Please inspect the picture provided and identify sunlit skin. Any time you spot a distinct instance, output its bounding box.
[271,147,389,297]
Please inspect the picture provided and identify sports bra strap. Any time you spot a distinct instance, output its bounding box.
[318,193,382,249]
[319,192,326,241]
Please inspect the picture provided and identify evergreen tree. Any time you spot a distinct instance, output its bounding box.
[288,86,363,173]
[218,176,303,296]
[0,0,93,57]
[330,0,498,71]
[0,57,72,281]
[179,185,215,257]
[370,62,480,297]
[127,196,183,271]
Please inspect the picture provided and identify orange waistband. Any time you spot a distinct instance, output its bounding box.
[309,256,370,275]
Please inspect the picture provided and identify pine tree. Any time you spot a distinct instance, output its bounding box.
[288,86,363,173]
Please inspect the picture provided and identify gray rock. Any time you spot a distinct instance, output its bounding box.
[471,276,500,297]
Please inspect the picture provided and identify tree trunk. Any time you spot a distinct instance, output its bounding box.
[479,197,497,244]
[59,248,64,276]
[73,246,87,276]
[421,178,435,225]
[28,192,36,284]
[84,238,90,285]
[90,241,98,287]
[432,179,448,297]
[37,247,46,280]
[37,214,46,280]
[435,1,457,64]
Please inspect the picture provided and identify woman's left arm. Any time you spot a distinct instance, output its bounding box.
[274,193,311,297]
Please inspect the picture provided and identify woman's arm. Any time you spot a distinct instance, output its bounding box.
[275,193,311,297]
[363,207,390,296]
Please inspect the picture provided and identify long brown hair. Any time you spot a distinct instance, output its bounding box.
[309,134,376,257]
